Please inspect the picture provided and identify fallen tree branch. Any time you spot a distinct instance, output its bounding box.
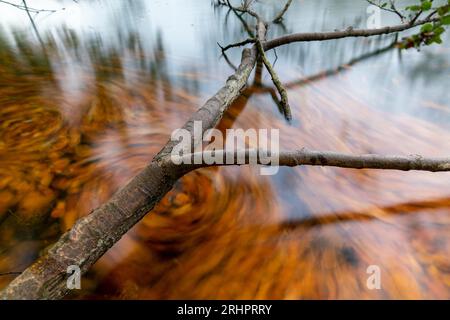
[175,149,450,172]
[263,16,439,50]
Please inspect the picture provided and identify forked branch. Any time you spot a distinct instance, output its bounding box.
[367,0,406,22]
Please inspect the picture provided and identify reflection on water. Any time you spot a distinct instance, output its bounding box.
[0,0,449,299]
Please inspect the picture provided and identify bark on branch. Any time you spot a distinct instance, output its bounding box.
[176,149,450,172]
[264,17,439,50]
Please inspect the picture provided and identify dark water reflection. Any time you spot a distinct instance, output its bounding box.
[0,0,449,299]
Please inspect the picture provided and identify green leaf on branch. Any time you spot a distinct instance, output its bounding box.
[421,23,433,32]
[441,15,450,25]
[421,1,432,11]
[406,5,421,11]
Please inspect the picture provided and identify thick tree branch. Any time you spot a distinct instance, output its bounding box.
[176,149,450,172]
[264,17,439,50]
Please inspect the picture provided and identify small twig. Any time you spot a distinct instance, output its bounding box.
[273,0,293,23]
[388,0,405,22]
[256,39,292,121]
[415,2,443,24]
[366,0,406,22]
[272,47,278,66]
[423,9,439,21]
[22,0,46,48]
[410,9,423,24]
[234,5,259,19]
[217,38,255,53]
[0,0,57,13]
[224,0,255,37]
[220,51,238,71]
